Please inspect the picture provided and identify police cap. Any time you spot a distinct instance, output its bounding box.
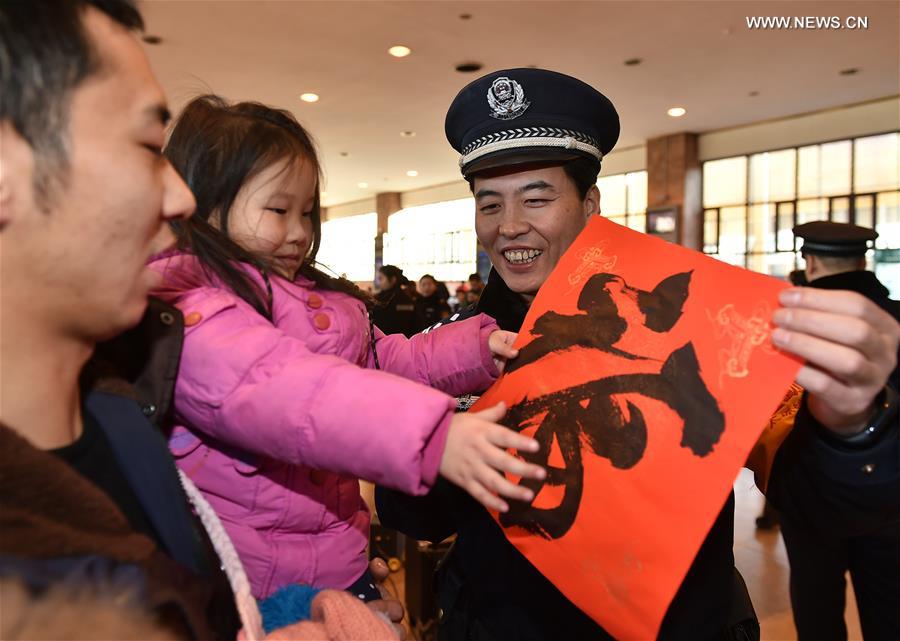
[445,68,620,178]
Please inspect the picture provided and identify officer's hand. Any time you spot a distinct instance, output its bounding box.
[488,330,519,373]
[772,287,899,435]
[440,402,546,512]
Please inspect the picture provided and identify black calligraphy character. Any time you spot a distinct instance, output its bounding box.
[497,271,724,540]
[505,271,693,373]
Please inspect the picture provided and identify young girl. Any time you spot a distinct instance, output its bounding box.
[150,96,545,604]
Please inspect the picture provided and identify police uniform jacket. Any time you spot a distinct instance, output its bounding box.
[376,269,900,641]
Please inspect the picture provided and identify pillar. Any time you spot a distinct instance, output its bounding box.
[646,133,702,250]
[374,192,402,269]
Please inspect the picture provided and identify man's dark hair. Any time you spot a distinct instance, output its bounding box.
[468,273,483,282]
[0,0,144,206]
[467,157,600,201]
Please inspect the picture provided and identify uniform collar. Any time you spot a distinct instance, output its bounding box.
[475,268,531,332]
[809,270,891,300]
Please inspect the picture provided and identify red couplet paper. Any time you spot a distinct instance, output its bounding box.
[473,217,802,640]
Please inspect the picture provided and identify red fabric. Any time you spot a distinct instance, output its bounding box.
[474,217,802,640]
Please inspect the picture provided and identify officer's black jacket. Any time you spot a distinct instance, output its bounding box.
[376,269,900,641]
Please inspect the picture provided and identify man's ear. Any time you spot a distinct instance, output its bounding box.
[0,121,35,231]
[583,184,600,219]
[805,255,819,279]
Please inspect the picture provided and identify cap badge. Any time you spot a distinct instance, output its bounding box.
[487,77,530,120]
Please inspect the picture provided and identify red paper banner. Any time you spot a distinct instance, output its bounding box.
[473,217,802,640]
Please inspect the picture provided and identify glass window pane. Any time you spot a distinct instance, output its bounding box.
[797,145,819,198]
[831,197,850,223]
[796,198,829,225]
[317,212,377,282]
[626,171,648,214]
[855,133,900,193]
[627,213,647,233]
[874,261,900,299]
[876,191,900,249]
[606,214,627,226]
[703,157,747,207]
[747,252,797,279]
[798,141,852,197]
[383,198,476,281]
[719,205,747,258]
[598,174,627,215]
[855,194,875,228]
[703,209,718,253]
[713,253,746,268]
[748,204,776,254]
[749,149,796,203]
[776,202,795,251]
[819,141,852,196]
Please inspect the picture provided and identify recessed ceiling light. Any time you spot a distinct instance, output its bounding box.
[357,182,368,189]
[389,45,411,58]
[839,67,859,76]
[667,107,686,117]
[624,58,643,66]
[748,90,760,97]
[142,34,163,45]
[400,131,416,138]
[406,170,419,177]
[300,93,320,103]
[455,62,483,73]
[339,152,349,157]
[459,13,472,20]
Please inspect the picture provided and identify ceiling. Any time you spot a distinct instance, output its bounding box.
[141,0,900,207]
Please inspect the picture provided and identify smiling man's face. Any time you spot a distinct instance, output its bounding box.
[473,164,599,299]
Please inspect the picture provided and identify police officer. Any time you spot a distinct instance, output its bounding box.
[372,264,418,337]
[376,68,900,641]
[778,221,900,641]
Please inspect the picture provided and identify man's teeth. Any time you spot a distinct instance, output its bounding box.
[503,249,543,264]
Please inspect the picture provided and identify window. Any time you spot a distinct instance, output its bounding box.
[383,198,477,281]
[702,133,900,291]
[598,170,648,232]
[316,213,377,282]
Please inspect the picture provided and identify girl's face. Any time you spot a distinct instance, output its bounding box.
[224,156,316,280]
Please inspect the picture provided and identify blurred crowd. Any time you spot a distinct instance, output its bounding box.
[370,267,486,337]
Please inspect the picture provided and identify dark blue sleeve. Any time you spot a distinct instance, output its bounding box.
[767,394,900,536]
[375,479,460,543]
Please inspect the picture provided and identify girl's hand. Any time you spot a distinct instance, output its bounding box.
[489,330,519,373]
[439,402,546,513]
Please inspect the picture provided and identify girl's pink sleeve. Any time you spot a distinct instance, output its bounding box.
[169,288,455,494]
[367,314,501,396]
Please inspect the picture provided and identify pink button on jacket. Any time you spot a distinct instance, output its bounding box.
[149,254,500,598]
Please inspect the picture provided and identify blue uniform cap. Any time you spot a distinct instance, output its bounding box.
[794,221,878,257]
[445,68,620,177]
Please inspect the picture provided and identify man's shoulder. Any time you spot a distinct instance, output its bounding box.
[82,298,183,427]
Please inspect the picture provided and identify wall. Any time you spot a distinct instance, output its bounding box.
[323,96,899,216]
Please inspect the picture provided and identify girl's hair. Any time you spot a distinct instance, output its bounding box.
[164,95,370,318]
